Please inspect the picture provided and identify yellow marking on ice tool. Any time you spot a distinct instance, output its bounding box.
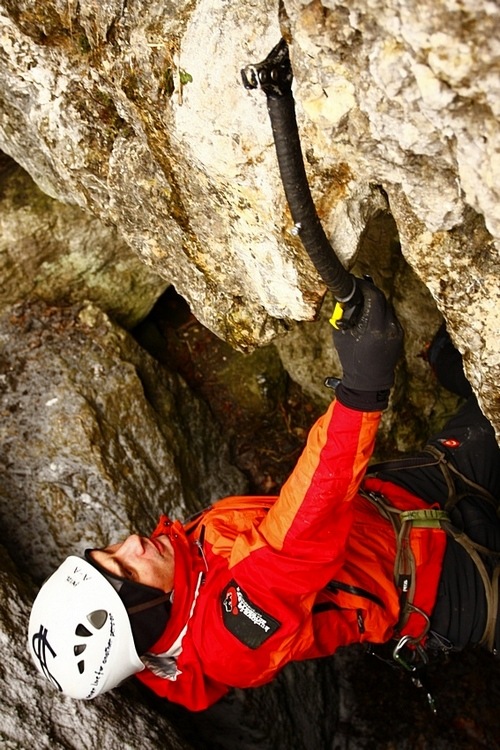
[329,302,345,330]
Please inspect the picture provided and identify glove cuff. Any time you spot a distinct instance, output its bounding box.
[335,384,390,412]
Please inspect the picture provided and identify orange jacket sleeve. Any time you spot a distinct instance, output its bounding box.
[259,399,382,587]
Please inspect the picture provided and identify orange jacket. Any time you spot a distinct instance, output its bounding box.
[136,399,446,710]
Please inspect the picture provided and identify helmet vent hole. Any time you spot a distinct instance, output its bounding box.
[74,644,86,656]
[77,660,85,674]
[87,609,108,630]
[75,623,92,637]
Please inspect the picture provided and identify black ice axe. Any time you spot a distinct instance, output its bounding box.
[241,38,363,329]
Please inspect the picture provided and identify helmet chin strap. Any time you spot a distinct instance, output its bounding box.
[127,593,171,615]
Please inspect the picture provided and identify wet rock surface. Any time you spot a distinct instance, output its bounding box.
[0,300,245,582]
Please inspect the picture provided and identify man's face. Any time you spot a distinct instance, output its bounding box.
[90,534,174,592]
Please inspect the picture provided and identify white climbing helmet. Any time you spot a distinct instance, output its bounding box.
[28,556,144,699]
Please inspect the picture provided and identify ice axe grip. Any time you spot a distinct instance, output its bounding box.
[241,39,363,328]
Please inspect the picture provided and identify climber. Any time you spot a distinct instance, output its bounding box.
[28,278,500,711]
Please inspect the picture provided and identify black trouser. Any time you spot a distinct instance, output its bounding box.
[379,396,500,650]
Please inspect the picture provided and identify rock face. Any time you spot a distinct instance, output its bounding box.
[0,0,314,350]
[0,0,500,747]
[284,0,500,432]
[0,300,245,581]
[0,0,499,431]
[0,155,169,327]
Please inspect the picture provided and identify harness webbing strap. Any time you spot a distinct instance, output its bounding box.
[368,444,499,513]
[440,520,500,650]
[360,484,500,655]
[423,444,499,512]
[359,490,444,637]
[396,509,450,633]
[400,508,451,527]
[366,442,500,654]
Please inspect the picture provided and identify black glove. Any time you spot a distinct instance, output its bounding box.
[332,278,403,411]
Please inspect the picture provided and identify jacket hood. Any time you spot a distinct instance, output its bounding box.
[148,515,205,656]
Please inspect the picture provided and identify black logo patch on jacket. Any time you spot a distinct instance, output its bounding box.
[221,580,281,649]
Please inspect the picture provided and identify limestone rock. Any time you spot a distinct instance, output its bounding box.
[0,300,245,581]
[0,0,498,432]
[0,0,325,350]
[285,0,500,433]
[0,154,168,328]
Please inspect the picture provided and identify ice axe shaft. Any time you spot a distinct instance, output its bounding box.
[241,38,362,328]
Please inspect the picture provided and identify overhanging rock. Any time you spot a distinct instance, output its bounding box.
[0,0,498,431]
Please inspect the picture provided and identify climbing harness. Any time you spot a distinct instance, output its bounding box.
[359,489,447,662]
[364,443,500,662]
